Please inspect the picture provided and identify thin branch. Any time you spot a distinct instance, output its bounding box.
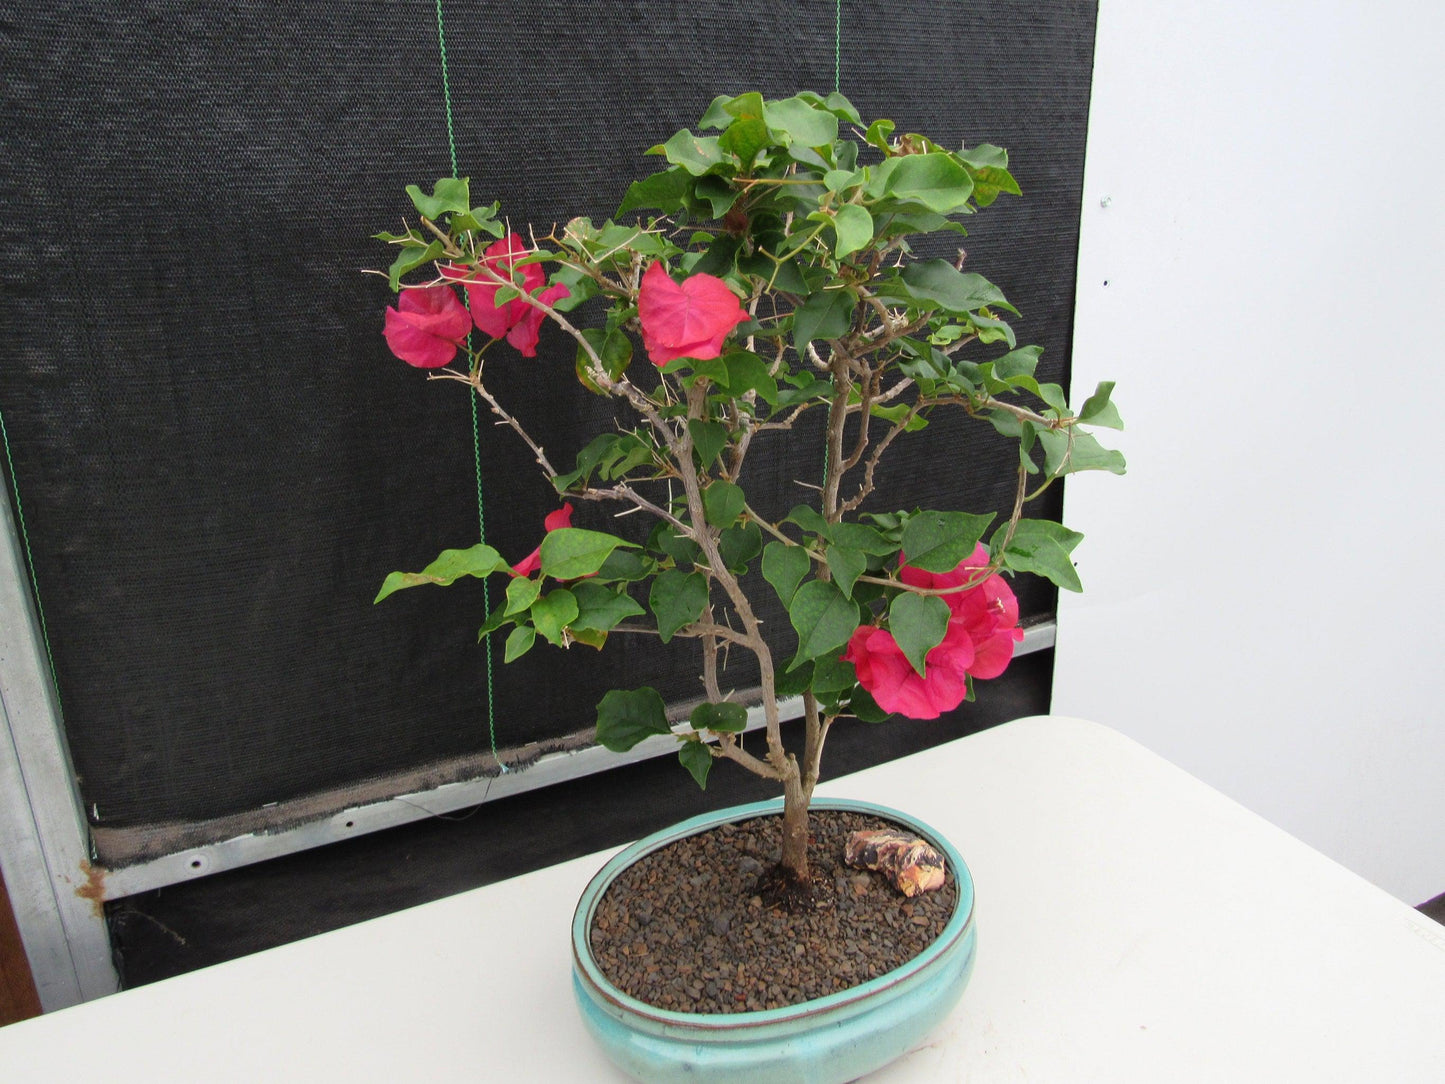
[429,367,556,478]
[839,402,918,515]
[714,732,784,780]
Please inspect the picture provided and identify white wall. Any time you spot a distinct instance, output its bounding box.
[1054,0,1445,904]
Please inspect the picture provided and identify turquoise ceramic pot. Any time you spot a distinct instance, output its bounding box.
[572,797,976,1084]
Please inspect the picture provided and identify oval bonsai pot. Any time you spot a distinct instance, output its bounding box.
[571,796,977,1084]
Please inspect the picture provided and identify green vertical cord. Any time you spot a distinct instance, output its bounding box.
[0,407,65,715]
[822,0,843,494]
[434,0,504,770]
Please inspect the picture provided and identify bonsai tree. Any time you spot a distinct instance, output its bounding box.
[374,91,1123,896]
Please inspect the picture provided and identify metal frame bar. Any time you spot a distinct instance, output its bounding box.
[0,487,120,1010]
[96,621,1055,902]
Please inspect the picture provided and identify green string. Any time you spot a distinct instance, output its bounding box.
[821,0,843,495]
[0,406,65,717]
[434,0,504,771]
[834,0,842,93]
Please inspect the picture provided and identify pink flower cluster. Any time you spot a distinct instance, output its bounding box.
[843,545,1024,720]
[383,235,570,368]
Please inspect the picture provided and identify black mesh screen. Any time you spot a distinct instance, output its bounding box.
[2,2,1096,833]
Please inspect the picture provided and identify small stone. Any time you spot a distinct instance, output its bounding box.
[712,913,731,936]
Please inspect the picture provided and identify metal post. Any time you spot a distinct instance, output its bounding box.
[0,484,119,1009]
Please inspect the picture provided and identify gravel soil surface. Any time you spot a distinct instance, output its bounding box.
[588,809,958,1014]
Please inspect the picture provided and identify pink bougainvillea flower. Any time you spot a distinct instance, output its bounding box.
[510,502,575,578]
[443,235,545,339]
[637,261,748,366]
[382,285,472,368]
[505,282,572,357]
[441,236,570,356]
[899,544,1023,680]
[842,623,976,720]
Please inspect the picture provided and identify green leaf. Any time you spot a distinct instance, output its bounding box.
[810,654,857,696]
[957,143,1010,171]
[869,401,928,432]
[958,145,1020,208]
[968,165,1022,208]
[374,544,507,602]
[864,118,895,154]
[762,542,811,607]
[828,522,895,555]
[1078,381,1124,430]
[654,130,727,176]
[451,204,505,237]
[900,511,996,573]
[690,701,748,733]
[788,580,860,668]
[570,580,645,633]
[848,686,891,723]
[693,175,740,218]
[503,625,535,663]
[969,311,1017,348]
[649,569,708,643]
[551,433,614,493]
[719,117,770,169]
[700,92,756,129]
[899,260,1015,315]
[1000,519,1084,592]
[795,90,862,125]
[720,350,779,405]
[617,168,694,215]
[576,328,632,390]
[703,481,745,528]
[737,254,809,295]
[386,242,445,291]
[784,504,831,538]
[539,529,636,581]
[992,345,1043,381]
[653,524,702,567]
[595,549,651,582]
[718,522,763,572]
[406,177,470,220]
[873,154,973,213]
[889,593,951,677]
[678,740,713,789]
[775,660,814,697]
[688,419,728,470]
[1036,429,1128,477]
[832,204,874,260]
[596,687,671,752]
[825,546,868,598]
[478,606,511,639]
[504,575,541,616]
[793,288,856,355]
[595,222,669,255]
[548,264,597,312]
[762,96,839,147]
[531,588,579,646]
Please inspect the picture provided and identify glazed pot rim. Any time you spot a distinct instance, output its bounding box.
[571,795,975,1031]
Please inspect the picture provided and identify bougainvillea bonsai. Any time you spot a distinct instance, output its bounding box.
[374,91,1123,895]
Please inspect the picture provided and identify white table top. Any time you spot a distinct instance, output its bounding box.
[3,715,1444,1081]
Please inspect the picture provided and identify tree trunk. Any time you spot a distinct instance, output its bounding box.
[780,763,811,883]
